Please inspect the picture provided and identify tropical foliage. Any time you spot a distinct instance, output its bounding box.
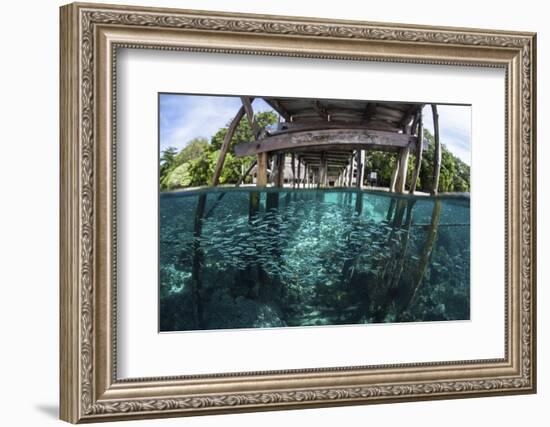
[364,129,470,193]
[160,111,278,190]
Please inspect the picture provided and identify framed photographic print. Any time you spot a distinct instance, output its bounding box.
[60,2,537,423]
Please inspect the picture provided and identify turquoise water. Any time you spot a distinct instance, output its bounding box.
[159,188,470,332]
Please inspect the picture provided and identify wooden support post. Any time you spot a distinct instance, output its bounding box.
[407,199,442,307]
[274,153,285,187]
[190,194,207,328]
[389,156,400,192]
[363,151,368,187]
[356,150,365,188]
[342,165,349,187]
[355,190,363,214]
[315,168,320,188]
[291,153,296,188]
[256,152,268,187]
[240,96,261,138]
[319,152,328,187]
[297,157,301,188]
[249,191,260,219]
[409,111,424,194]
[431,104,441,195]
[211,106,246,186]
[355,150,361,188]
[395,146,410,194]
[348,153,355,186]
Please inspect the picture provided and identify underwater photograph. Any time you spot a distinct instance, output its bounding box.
[158,94,471,332]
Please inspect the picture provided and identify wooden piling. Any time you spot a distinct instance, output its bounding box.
[431,104,441,195]
[410,110,424,194]
[256,152,268,187]
[190,194,207,328]
[389,155,400,192]
[211,107,245,186]
[395,146,410,193]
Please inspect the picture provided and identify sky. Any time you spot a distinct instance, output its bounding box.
[159,95,273,152]
[159,94,471,165]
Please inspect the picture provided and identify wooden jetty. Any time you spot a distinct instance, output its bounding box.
[211,96,442,194]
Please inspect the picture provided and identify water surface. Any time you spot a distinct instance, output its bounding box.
[159,188,470,332]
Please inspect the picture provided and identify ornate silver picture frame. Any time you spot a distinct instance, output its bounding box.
[60,2,536,423]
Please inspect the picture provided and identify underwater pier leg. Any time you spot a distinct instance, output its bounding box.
[386,198,396,222]
[355,190,363,215]
[375,198,415,322]
[266,191,280,211]
[190,193,207,329]
[249,191,260,219]
[406,199,442,308]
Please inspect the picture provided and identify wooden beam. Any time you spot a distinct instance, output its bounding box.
[409,111,424,194]
[234,128,417,157]
[399,104,421,132]
[211,106,246,186]
[240,96,261,138]
[264,98,291,121]
[313,100,329,121]
[362,102,377,123]
[375,105,405,120]
[395,146,410,193]
[256,152,268,187]
[271,122,401,135]
[431,104,441,195]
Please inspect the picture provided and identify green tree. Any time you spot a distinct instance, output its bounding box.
[363,129,470,193]
[160,138,209,190]
[160,111,278,190]
[364,152,398,187]
[160,146,178,180]
[179,111,278,188]
[174,138,208,165]
[210,111,277,152]
[418,129,470,193]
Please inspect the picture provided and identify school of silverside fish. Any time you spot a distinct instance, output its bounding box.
[159,188,470,332]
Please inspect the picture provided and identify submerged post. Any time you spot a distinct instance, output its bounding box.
[431,104,441,195]
[407,199,442,307]
[190,194,207,328]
